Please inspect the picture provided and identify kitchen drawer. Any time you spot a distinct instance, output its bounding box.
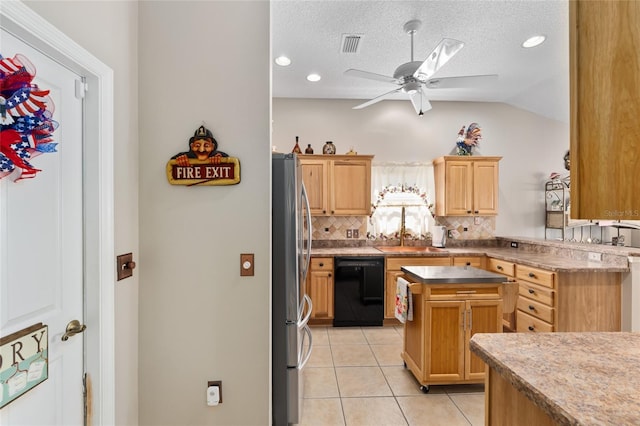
[452,256,484,268]
[486,258,515,277]
[310,257,333,271]
[517,310,554,333]
[426,284,502,300]
[518,282,554,307]
[386,256,450,271]
[516,265,555,289]
[517,297,555,324]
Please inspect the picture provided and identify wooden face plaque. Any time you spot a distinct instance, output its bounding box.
[166,125,240,186]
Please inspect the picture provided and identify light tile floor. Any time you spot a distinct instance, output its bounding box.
[297,326,484,426]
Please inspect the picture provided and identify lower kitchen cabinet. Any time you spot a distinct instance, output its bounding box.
[308,257,334,323]
[385,256,451,320]
[402,282,503,389]
[452,256,485,268]
[486,258,517,331]
[488,261,622,333]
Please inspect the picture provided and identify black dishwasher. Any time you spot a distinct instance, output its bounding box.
[333,256,385,327]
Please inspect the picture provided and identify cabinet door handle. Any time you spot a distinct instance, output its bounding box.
[528,326,535,331]
[322,210,326,214]
[328,273,332,277]
[331,210,335,214]
[462,311,466,330]
[528,289,535,294]
[528,305,535,311]
[467,210,472,214]
[474,210,479,214]
[468,310,473,330]
[528,272,536,278]
[465,262,471,266]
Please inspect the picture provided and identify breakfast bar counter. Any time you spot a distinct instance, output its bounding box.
[470,332,640,425]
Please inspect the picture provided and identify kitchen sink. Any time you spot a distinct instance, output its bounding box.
[375,246,448,254]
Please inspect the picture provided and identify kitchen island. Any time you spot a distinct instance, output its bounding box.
[399,266,508,392]
[470,332,640,425]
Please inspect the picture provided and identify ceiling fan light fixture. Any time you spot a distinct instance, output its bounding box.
[274,55,291,66]
[522,35,546,48]
[402,81,421,94]
[306,73,321,82]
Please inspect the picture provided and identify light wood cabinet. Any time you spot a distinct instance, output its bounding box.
[513,263,621,333]
[569,1,640,220]
[432,156,501,216]
[452,256,485,268]
[486,258,517,331]
[384,256,451,320]
[307,257,334,322]
[402,282,503,389]
[300,155,373,216]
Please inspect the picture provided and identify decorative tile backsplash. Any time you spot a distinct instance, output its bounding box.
[311,215,495,241]
[311,216,367,240]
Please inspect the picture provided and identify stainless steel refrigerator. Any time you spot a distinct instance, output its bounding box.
[272,153,313,425]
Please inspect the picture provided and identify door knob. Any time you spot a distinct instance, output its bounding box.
[61,319,87,341]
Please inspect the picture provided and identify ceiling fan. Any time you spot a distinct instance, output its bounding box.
[344,19,498,115]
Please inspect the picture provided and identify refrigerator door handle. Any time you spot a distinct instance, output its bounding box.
[298,324,313,369]
[300,182,312,289]
[298,293,313,328]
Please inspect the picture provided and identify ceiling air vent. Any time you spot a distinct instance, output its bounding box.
[341,34,363,54]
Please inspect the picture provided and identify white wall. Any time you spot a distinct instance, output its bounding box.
[23,1,140,425]
[273,98,570,238]
[138,2,271,425]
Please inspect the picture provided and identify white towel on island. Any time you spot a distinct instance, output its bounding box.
[395,277,413,323]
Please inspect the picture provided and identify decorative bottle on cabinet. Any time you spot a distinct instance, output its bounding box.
[322,141,336,155]
[291,136,302,154]
[305,144,314,154]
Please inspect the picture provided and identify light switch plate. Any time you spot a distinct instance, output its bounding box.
[241,253,254,276]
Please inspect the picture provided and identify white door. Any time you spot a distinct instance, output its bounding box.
[1,29,85,425]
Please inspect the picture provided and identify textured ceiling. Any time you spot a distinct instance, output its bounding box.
[272,0,570,122]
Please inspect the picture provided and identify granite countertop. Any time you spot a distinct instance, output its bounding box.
[310,246,629,272]
[470,332,640,425]
[401,265,506,284]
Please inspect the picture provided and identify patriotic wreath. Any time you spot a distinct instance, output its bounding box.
[0,53,58,182]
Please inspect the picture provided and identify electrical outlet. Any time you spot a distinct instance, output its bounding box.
[346,229,353,238]
[353,229,359,238]
[510,241,519,248]
[588,252,602,262]
[447,230,453,238]
[474,216,481,225]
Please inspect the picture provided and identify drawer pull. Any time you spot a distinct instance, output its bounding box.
[528,289,535,294]
[497,265,503,270]
[528,326,535,331]
[528,272,536,278]
[456,290,477,294]
[528,305,535,311]
[319,263,324,267]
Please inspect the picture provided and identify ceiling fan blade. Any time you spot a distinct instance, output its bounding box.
[409,90,432,115]
[344,69,399,85]
[413,38,465,80]
[352,88,402,109]
[425,74,499,89]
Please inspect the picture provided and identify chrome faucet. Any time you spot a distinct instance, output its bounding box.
[400,206,406,246]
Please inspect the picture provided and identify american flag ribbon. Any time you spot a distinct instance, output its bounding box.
[5,87,50,117]
[0,56,23,75]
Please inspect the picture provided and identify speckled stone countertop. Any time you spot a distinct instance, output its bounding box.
[470,332,640,425]
[310,244,629,272]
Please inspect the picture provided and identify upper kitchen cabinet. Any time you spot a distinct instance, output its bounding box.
[300,155,373,216]
[570,1,640,219]
[432,156,502,216]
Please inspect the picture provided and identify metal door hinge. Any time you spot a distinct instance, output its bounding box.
[75,79,88,99]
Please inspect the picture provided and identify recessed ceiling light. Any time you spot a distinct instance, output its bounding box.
[306,73,321,82]
[522,35,546,48]
[274,56,291,66]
